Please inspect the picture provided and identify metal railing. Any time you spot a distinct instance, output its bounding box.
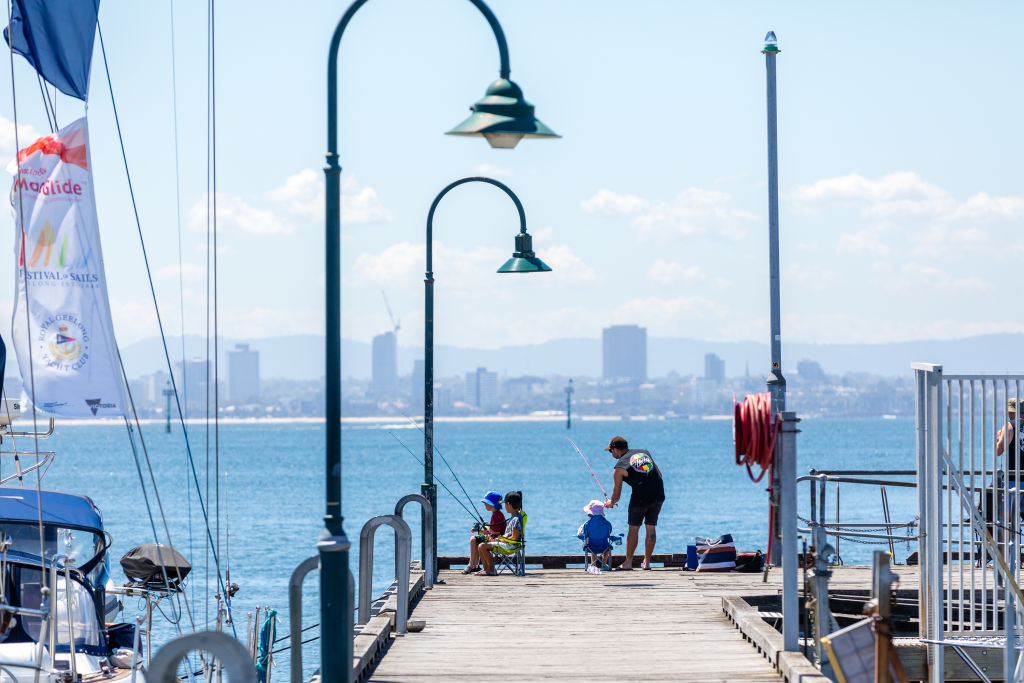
[797,470,919,564]
[394,494,434,589]
[914,363,1024,683]
[358,515,412,634]
[287,493,425,683]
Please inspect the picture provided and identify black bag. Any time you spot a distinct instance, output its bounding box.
[733,550,764,573]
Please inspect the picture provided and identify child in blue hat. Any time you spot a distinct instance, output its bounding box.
[462,491,506,574]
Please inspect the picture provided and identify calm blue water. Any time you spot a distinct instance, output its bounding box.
[22,416,917,679]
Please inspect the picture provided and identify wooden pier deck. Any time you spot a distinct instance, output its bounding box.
[367,565,828,682]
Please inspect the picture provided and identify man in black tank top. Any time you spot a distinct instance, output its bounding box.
[997,397,1024,473]
[603,435,665,570]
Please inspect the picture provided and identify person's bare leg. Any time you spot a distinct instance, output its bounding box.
[618,525,640,569]
[479,543,495,575]
[643,525,657,568]
[468,537,480,569]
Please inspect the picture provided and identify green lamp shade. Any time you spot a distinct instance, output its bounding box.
[497,232,552,273]
[448,78,560,149]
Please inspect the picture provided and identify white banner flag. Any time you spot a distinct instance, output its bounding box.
[10,117,124,417]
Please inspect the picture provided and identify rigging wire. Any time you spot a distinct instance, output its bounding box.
[388,432,479,522]
[94,19,236,639]
[6,0,48,631]
[116,349,197,631]
[207,0,225,624]
[166,0,194,632]
[403,416,484,523]
[33,73,53,132]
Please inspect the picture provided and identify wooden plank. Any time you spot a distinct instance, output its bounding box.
[368,567,797,682]
[352,570,425,682]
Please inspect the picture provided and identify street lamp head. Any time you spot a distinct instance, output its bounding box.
[763,31,780,53]
[497,231,552,273]
[447,78,560,149]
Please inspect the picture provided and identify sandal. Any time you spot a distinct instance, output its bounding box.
[611,565,633,571]
[460,566,482,575]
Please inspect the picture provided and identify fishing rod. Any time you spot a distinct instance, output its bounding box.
[567,436,609,500]
[402,415,485,523]
[388,432,483,523]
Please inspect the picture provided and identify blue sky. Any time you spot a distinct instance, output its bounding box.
[2,1,1023,355]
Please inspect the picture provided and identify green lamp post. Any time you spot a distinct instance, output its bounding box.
[323,3,558,681]
[422,176,550,583]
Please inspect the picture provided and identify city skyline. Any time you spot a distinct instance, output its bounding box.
[1,3,1023,360]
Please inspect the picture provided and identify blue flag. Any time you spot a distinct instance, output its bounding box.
[3,0,100,101]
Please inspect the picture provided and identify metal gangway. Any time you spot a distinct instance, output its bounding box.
[915,363,1024,683]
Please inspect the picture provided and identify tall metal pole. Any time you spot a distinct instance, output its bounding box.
[565,379,573,430]
[424,177,529,579]
[764,30,785,414]
[163,382,172,433]
[323,5,512,681]
[763,31,786,566]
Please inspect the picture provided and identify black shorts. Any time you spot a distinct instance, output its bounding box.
[627,500,663,527]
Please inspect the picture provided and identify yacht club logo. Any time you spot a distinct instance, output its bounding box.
[37,315,89,372]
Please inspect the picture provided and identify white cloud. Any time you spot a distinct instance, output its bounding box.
[580,189,649,215]
[837,229,890,256]
[353,242,422,284]
[581,188,754,240]
[900,263,992,293]
[793,172,1024,225]
[910,225,991,258]
[609,296,725,331]
[267,170,391,224]
[953,192,1024,222]
[537,244,595,283]
[0,115,38,163]
[473,163,511,178]
[792,172,946,204]
[188,193,294,236]
[352,239,594,287]
[646,259,705,286]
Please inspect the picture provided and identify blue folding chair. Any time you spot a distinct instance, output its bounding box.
[579,516,622,571]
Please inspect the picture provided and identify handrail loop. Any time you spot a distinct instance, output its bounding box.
[394,494,434,588]
[358,515,412,634]
[148,631,256,683]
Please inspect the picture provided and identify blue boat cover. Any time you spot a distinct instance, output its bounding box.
[0,487,102,532]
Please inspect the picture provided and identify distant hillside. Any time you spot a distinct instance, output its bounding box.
[5,332,1022,381]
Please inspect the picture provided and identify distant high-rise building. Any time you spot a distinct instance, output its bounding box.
[797,359,827,384]
[602,325,647,383]
[465,367,499,410]
[227,344,260,403]
[144,371,170,403]
[172,358,207,417]
[704,353,725,384]
[371,332,398,397]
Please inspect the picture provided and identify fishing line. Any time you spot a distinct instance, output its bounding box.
[402,415,484,522]
[567,437,608,500]
[388,432,480,523]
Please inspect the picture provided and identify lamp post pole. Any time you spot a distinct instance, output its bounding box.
[324,3,556,678]
[763,30,784,415]
[423,177,551,579]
